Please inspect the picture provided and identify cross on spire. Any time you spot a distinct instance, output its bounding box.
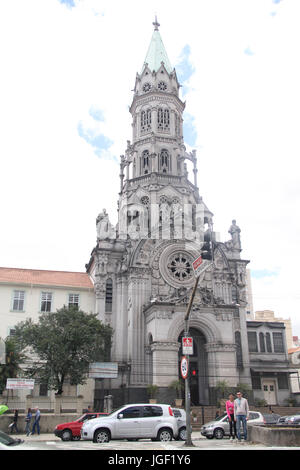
[153,15,160,31]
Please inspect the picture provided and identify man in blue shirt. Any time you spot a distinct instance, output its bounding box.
[31,407,41,435]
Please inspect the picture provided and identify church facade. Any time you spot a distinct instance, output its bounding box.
[85,21,292,408]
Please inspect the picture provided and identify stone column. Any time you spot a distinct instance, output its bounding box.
[150,341,180,387]
[152,107,158,133]
[205,342,239,387]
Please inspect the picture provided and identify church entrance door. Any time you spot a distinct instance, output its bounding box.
[178,328,208,405]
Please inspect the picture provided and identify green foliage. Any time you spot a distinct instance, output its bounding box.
[215,380,230,398]
[168,380,184,398]
[0,337,26,393]
[236,382,251,398]
[13,306,113,394]
[254,398,268,407]
[147,384,158,398]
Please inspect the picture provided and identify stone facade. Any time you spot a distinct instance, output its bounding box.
[86,23,293,408]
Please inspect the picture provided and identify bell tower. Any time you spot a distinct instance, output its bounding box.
[130,17,184,179]
[118,18,212,241]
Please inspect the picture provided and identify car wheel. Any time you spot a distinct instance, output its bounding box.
[177,427,186,441]
[158,428,173,442]
[73,436,80,441]
[61,429,73,441]
[214,428,224,439]
[93,428,110,443]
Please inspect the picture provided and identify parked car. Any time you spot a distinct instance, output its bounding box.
[172,408,188,441]
[201,411,264,439]
[262,413,281,425]
[54,412,108,441]
[287,414,300,425]
[81,403,178,443]
[276,416,289,425]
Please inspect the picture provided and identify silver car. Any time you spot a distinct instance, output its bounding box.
[172,408,188,441]
[201,411,264,439]
[81,403,178,443]
[287,414,300,425]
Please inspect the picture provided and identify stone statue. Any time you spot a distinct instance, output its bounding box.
[96,209,111,240]
[228,219,241,250]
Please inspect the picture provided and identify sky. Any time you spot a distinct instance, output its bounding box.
[0,0,300,336]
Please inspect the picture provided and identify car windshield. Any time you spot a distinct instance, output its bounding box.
[0,430,19,446]
[215,413,227,421]
[77,414,88,422]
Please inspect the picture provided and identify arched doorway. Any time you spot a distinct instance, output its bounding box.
[178,328,209,405]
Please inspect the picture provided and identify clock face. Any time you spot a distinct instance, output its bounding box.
[158,81,167,91]
[143,82,151,92]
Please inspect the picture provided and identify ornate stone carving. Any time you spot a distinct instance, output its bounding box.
[94,279,106,299]
[96,253,108,275]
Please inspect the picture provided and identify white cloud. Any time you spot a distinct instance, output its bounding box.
[0,0,300,335]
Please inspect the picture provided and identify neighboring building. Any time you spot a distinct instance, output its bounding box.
[247,321,292,405]
[288,346,300,394]
[255,310,293,350]
[0,267,95,407]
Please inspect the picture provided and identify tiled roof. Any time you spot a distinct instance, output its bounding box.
[288,346,300,354]
[0,267,93,289]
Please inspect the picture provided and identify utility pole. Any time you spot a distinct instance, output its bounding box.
[183,238,214,447]
[183,274,200,447]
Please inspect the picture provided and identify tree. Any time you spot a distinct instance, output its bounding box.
[0,337,26,395]
[14,306,113,395]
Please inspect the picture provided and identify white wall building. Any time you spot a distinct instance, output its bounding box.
[0,267,95,408]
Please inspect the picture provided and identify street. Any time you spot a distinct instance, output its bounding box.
[6,432,300,452]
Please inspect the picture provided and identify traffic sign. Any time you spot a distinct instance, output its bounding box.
[180,356,189,380]
[192,255,203,277]
[182,337,193,355]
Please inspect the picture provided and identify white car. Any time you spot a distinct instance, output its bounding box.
[172,408,188,441]
[81,403,178,443]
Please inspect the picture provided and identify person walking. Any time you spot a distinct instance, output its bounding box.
[10,409,19,434]
[31,407,41,435]
[25,408,32,436]
[234,391,249,442]
[226,393,236,440]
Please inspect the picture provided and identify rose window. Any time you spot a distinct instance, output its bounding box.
[167,252,193,281]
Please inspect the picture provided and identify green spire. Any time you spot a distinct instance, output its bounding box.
[142,17,172,74]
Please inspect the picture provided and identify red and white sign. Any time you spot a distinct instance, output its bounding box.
[192,255,203,277]
[6,379,35,390]
[180,356,189,380]
[182,337,193,355]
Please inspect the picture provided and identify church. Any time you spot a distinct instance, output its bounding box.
[85,19,291,408]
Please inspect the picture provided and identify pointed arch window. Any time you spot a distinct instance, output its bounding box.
[157,107,170,131]
[159,149,170,173]
[105,279,113,313]
[175,113,181,136]
[235,331,243,369]
[141,108,152,133]
[141,150,150,174]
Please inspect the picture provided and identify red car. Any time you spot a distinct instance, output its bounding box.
[54,412,108,441]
